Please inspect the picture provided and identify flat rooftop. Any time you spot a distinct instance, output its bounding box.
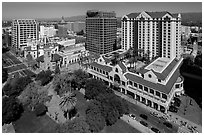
[102,49,127,59]
[145,57,173,73]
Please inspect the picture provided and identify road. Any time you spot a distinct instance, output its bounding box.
[127,100,178,133]
[113,90,179,133]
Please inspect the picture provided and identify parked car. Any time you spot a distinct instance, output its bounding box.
[163,122,173,129]
[151,127,161,133]
[169,106,178,113]
[140,114,148,120]
[129,114,136,120]
[140,121,148,127]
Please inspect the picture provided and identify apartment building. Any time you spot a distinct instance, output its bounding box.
[83,49,184,113]
[121,11,182,59]
[12,19,38,50]
[86,10,117,54]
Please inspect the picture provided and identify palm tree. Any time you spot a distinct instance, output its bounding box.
[59,91,77,119]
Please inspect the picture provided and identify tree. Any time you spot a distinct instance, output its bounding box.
[85,79,107,100]
[55,116,90,133]
[53,73,75,96]
[3,76,32,97]
[194,54,202,67]
[34,103,47,116]
[55,65,60,75]
[36,70,53,86]
[2,83,13,96]
[59,91,77,119]
[76,30,84,36]
[2,68,8,83]
[86,100,105,132]
[2,97,24,125]
[73,69,89,89]
[95,93,119,126]
[18,82,50,111]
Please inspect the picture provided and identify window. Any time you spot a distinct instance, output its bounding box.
[144,86,148,92]
[134,82,138,87]
[150,89,154,95]
[162,93,167,100]
[115,68,119,73]
[139,84,143,90]
[122,81,126,86]
[129,81,133,86]
[175,84,180,88]
[156,91,160,97]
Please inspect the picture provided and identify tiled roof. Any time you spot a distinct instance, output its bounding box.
[145,11,171,18]
[51,54,62,62]
[36,55,44,62]
[118,62,126,72]
[172,13,179,18]
[124,68,180,94]
[139,58,179,80]
[126,12,140,18]
[90,62,112,72]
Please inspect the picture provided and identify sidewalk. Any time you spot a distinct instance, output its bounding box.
[121,115,154,133]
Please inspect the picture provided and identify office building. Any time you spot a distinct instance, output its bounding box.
[39,25,57,38]
[121,11,182,59]
[83,49,184,113]
[12,19,38,50]
[86,10,117,54]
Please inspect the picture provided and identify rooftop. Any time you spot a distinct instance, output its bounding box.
[145,57,172,73]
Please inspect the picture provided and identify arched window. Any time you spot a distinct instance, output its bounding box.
[115,68,118,73]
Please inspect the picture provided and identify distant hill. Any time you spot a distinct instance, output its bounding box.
[15,12,200,27]
[180,12,202,27]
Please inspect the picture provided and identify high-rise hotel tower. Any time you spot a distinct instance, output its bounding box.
[121,11,181,59]
[86,10,117,54]
[12,19,38,50]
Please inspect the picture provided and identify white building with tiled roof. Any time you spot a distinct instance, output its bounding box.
[121,11,182,60]
[83,50,184,113]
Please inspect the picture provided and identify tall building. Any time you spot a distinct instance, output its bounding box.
[86,10,117,54]
[12,19,38,50]
[121,11,182,59]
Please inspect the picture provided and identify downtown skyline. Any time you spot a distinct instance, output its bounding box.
[2,2,202,20]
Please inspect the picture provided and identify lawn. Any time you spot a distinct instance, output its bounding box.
[101,119,140,133]
[13,107,57,133]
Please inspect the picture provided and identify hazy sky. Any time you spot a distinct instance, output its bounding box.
[2,2,202,20]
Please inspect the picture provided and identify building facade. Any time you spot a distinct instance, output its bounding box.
[86,10,117,54]
[39,25,57,38]
[83,50,184,113]
[12,19,38,50]
[121,11,182,59]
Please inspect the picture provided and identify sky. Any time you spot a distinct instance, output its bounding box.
[2,2,202,20]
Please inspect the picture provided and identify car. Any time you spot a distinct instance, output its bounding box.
[140,121,148,127]
[151,127,161,133]
[163,122,173,129]
[129,114,136,120]
[169,106,178,113]
[140,114,148,120]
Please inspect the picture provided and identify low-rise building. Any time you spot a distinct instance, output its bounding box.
[83,49,184,114]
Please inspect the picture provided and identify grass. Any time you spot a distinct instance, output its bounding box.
[13,107,57,133]
[101,119,140,133]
